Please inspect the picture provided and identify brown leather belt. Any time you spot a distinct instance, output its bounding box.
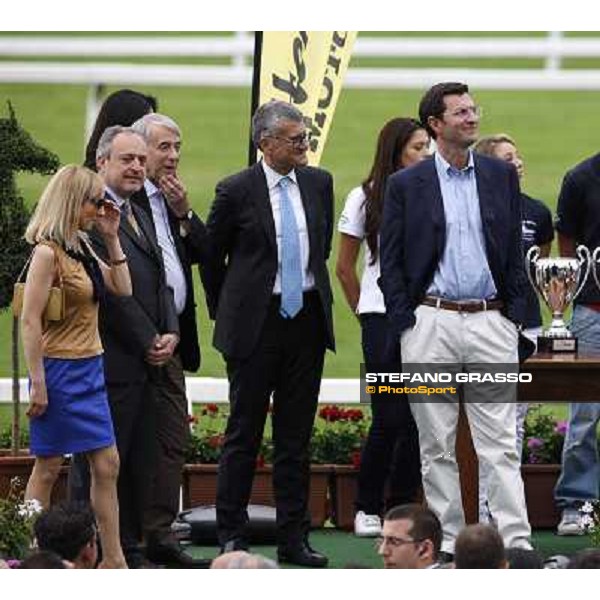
[421,296,504,313]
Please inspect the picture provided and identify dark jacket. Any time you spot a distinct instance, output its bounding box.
[90,200,179,383]
[380,153,527,339]
[203,161,335,360]
[132,186,209,372]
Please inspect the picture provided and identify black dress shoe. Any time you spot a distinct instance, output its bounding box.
[146,541,211,569]
[126,551,162,569]
[220,539,250,554]
[277,542,328,568]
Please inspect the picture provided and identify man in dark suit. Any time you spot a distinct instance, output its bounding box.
[204,100,334,567]
[92,125,180,568]
[130,113,209,567]
[380,82,532,557]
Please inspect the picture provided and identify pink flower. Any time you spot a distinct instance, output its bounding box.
[527,437,544,450]
[554,421,568,436]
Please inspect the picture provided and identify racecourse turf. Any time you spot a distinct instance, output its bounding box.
[185,528,594,568]
[2,32,600,379]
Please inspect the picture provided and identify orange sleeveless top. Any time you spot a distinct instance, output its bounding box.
[41,241,103,359]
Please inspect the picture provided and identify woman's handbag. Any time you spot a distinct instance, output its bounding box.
[12,244,65,321]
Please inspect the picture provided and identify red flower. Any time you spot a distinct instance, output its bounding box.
[208,434,223,449]
[206,403,219,414]
[351,451,362,469]
[187,414,199,425]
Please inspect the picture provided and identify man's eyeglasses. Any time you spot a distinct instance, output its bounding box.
[268,132,312,148]
[87,196,107,210]
[445,106,482,120]
[375,536,424,549]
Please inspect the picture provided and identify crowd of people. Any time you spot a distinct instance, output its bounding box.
[5,81,600,568]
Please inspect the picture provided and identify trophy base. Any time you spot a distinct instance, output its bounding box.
[537,336,578,354]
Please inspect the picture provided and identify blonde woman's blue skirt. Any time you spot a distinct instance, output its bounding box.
[30,355,115,457]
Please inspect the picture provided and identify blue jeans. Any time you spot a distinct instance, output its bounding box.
[554,305,600,510]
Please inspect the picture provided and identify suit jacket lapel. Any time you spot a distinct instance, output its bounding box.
[417,159,446,256]
[474,156,496,227]
[252,163,277,251]
[296,169,317,256]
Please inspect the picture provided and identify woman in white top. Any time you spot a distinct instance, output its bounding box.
[336,118,430,537]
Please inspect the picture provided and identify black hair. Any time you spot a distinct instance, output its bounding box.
[418,82,469,139]
[362,118,426,264]
[34,502,96,562]
[384,503,442,560]
[84,88,157,170]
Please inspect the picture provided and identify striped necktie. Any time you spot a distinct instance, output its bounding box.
[122,200,140,236]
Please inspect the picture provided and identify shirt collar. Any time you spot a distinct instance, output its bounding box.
[105,186,127,208]
[144,178,161,198]
[434,150,474,180]
[261,160,298,191]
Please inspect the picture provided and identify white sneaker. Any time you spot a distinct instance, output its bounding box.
[557,509,585,536]
[354,511,382,537]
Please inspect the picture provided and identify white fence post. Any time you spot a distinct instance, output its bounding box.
[546,31,563,72]
[85,83,104,148]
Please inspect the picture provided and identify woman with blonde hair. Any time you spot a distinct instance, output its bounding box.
[21,164,132,568]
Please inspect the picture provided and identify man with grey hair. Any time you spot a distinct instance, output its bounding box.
[129,113,209,568]
[204,100,335,567]
[91,125,180,567]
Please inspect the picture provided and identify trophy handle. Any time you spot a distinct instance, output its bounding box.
[525,245,540,294]
[593,247,600,294]
[572,245,591,302]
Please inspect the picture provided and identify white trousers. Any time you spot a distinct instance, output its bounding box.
[479,326,541,522]
[401,305,532,553]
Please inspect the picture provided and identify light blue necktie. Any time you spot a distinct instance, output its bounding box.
[278,176,303,318]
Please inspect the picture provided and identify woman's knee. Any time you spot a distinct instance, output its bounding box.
[33,457,63,486]
[89,447,120,482]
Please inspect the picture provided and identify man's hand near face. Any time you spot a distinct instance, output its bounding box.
[159,173,190,218]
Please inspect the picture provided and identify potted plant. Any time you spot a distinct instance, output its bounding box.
[0,477,43,564]
[311,405,368,530]
[182,403,331,528]
[520,406,567,529]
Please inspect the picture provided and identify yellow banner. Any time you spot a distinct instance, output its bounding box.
[259,31,357,166]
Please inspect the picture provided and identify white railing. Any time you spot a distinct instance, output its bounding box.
[1,32,600,141]
[0,378,362,405]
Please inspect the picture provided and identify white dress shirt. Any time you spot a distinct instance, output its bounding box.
[145,179,187,315]
[261,161,315,294]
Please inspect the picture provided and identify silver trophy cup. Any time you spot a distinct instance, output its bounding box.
[591,247,600,297]
[526,245,590,353]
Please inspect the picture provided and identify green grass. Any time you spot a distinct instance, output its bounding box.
[1,33,600,378]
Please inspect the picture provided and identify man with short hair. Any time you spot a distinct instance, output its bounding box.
[93,125,179,567]
[380,82,532,555]
[377,504,442,569]
[554,152,600,536]
[454,524,508,569]
[204,100,335,567]
[34,502,98,569]
[130,113,209,568]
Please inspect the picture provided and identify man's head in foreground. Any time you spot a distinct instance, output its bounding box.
[378,504,442,569]
[454,524,508,569]
[34,502,98,569]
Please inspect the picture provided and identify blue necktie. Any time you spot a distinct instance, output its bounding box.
[278,176,303,319]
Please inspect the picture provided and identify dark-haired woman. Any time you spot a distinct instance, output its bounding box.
[336,118,429,537]
[84,88,157,170]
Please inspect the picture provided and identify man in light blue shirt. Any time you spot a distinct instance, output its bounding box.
[380,82,531,556]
